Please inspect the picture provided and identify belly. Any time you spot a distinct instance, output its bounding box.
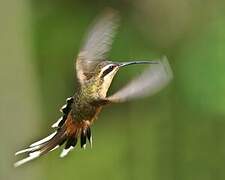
[72,103,102,124]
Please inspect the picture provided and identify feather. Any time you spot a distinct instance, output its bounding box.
[60,147,74,158]
[14,151,41,167]
[51,117,63,128]
[80,130,87,148]
[29,132,57,147]
[76,8,120,83]
[86,127,92,148]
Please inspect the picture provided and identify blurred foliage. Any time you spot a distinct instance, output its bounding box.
[1,0,225,180]
[176,16,225,114]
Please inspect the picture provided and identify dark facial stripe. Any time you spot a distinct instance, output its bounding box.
[100,65,116,78]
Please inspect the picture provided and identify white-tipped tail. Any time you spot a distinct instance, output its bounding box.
[14,96,76,167]
[14,127,67,167]
[60,147,74,158]
[60,104,67,113]
[50,145,59,152]
[29,132,57,147]
[51,117,63,128]
[14,151,41,167]
[15,145,41,156]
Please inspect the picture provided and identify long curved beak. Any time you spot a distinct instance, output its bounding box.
[118,61,158,67]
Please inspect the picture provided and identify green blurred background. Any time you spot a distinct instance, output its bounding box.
[1,0,225,180]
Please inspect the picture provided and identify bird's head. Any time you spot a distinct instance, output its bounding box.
[93,60,158,97]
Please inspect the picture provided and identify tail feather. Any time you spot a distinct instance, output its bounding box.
[51,117,63,128]
[29,132,57,147]
[14,151,41,167]
[15,145,41,156]
[65,137,78,149]
[80,130,87,149]
[86,127,92,148]
[60,137,77,158]
[14,128,66,167]
[14,97,76,167]
[60,146,74,158]
[14,113,93,167]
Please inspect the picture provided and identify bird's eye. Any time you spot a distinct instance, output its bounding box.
[108,65,114,71]
[101,65,116,78]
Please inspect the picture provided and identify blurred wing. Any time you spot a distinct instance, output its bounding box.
[107,56,173,103]
[76,9,120,83]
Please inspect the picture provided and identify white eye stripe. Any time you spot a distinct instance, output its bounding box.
[99,64,115,77]
[101,64,115,73]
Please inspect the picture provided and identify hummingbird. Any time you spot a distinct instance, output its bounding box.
[14,9,173,167]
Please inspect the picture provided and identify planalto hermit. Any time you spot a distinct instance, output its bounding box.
[14,9,173,167]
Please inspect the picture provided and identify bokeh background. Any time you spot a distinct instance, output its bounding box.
[1,0,225,180]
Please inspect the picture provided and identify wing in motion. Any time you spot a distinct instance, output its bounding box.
[76,8,120,83]
[107,56,173,103]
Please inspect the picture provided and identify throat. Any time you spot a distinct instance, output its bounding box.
[99,84,110,97]
[99,78,113,98]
